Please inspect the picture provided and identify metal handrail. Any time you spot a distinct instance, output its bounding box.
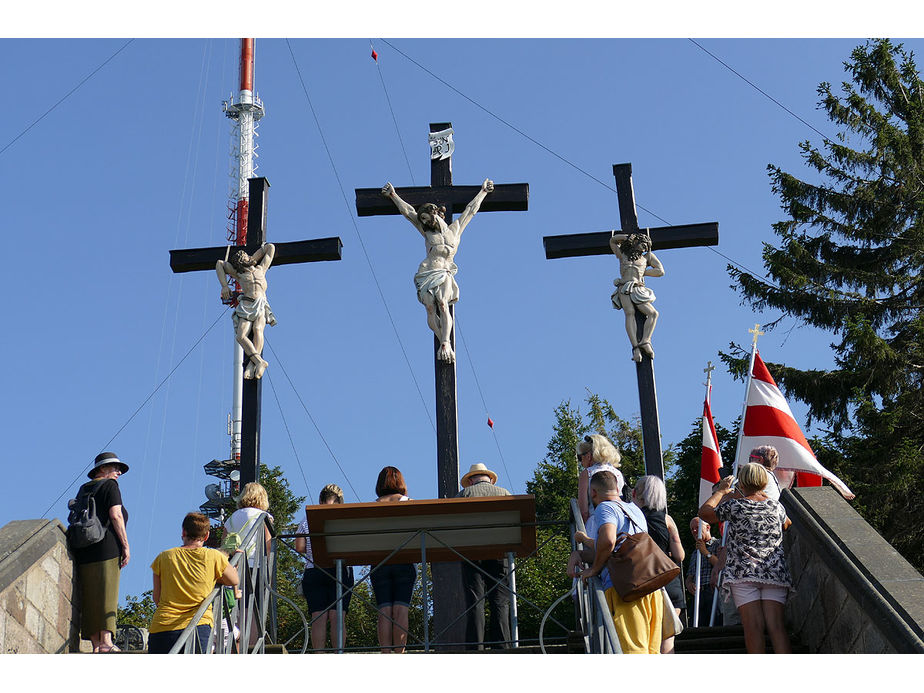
[273,517,574,652]
[166,512,274,653]
[567,499,622,653]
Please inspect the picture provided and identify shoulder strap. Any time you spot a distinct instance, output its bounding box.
[606,500,643,532]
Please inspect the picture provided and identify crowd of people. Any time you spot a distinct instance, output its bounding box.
[569,435,800,655]
[70,435,803,655]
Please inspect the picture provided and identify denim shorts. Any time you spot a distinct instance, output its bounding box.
[371,563,417,608]
[302,565,355,614]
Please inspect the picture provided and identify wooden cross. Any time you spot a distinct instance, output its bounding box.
[543,163,719,479]
[170,177,343,486]
[355,122,528,649]
[354,122,529,500]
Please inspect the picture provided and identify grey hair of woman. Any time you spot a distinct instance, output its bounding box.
[633,475,667,511]
[575,433,622,467]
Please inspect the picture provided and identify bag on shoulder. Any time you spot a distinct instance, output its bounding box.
[221,516,256,553]
[605,505,680,602]
[66,483,108,549]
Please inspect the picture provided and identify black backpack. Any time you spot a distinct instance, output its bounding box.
[66,482,108,549]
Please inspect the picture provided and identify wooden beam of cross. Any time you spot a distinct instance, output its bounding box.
[355,122,528,649]
[354,122,529,500]
[170,177,343,486]
[542,163,719,480]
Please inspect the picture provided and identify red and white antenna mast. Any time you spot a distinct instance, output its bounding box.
[222,38,265,464]
[223,38,265,247]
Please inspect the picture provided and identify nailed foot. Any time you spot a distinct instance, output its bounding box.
[639,341,655,359]
[437,341,456,363]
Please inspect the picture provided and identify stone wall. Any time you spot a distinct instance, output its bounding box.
[0,519,82,654]
[782,487,924,653]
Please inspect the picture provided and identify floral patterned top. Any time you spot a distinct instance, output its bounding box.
[714,497,792,598]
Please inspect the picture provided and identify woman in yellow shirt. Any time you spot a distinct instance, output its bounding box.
[149,513,239,653]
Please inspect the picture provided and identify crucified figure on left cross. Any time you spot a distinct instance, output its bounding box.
[216,243,276,379]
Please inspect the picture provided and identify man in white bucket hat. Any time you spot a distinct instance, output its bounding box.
[457,463,511,650]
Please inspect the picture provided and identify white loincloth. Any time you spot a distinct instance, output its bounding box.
[611,279,655,310]
[233,295,277,328]
[414,263,460,305]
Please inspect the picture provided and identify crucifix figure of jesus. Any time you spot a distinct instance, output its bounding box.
[381,178,495,363]
[543,162,719,479]
[216,244,276,379]
[609,230,665,362]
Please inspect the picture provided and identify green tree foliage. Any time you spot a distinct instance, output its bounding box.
[516,393,667,644]
[668,417,737,560]
[725,39,924,570]
[118,589,156,629]
[258,464,307,650]
[525,393,652,531]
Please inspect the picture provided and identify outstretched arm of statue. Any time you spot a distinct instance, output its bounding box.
[216,260,235,301]
[252,243,276,270]
[382,182,419,226]
[609,231,629,255]
[454,178,494,235]
[644,250,665,278]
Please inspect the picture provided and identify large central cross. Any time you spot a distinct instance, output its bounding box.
[355,123,529,499]
[170,177,343,486]
[355,122,528,648]
[543,163,718,479]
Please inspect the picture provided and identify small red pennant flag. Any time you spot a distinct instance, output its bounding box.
[371,48,378,61]
[487,417,494,429]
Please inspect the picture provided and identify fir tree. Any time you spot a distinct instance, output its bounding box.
[726,39,924,570]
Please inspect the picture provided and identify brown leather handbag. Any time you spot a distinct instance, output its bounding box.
[606,505,681,602]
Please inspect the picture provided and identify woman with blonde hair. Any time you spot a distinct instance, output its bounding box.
[576,434,625,522]
[295,483,356,651]
[223,481,273,562]
[699,463,793,654]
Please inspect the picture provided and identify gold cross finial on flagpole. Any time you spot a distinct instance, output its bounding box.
[749,323,764,348]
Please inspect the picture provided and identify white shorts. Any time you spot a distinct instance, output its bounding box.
[728,581,788,607]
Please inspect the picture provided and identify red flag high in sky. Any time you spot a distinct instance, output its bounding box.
[737,350,854,499]
[700,396,723,507]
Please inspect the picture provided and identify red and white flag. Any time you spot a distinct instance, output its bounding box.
[700,396,723,507]
[737,350,853,498]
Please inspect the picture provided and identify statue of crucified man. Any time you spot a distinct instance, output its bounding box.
[216,243,276,379]
[609,230,664,362]
[381,179,494,363]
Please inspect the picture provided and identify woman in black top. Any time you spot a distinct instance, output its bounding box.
[71,452,130,653]
[632,475,685,653]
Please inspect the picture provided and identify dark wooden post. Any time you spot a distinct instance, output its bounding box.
[543,163,719,479]
[170,177,343,485]
[355,122,529,647]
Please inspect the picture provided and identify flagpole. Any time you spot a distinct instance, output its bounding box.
[693,361,715,628]
[709,323,764,626]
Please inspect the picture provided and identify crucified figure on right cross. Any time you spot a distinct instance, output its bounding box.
[609,230,664,362]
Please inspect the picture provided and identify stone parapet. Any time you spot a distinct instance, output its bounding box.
[782,487,924,653]
[0,519,82,654]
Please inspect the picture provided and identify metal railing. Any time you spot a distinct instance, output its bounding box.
[272,517,575,653]
[167,512,282,653]
[566,499,622,654]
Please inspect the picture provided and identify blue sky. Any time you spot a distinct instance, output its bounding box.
[3,31,920,614]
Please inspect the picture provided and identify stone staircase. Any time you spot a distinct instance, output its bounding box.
[675,625,807,654]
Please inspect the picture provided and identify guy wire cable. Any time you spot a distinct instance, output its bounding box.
[265,367,314,502]
[27,307,229,556]
[265,339,360,501]
[371,41,517,489]
[0,39,135,159]
[377,39,884,305]
[285,38,435,434]
[454,315,517,494]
